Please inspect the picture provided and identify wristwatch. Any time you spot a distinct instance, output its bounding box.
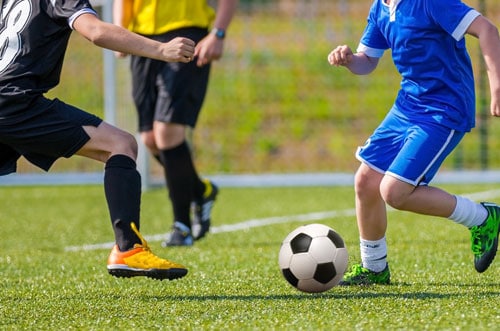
[211,28,226,40]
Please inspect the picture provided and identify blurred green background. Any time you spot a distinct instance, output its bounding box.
[36,0,500,177]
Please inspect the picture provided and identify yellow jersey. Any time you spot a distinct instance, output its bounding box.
[129,0,216,35]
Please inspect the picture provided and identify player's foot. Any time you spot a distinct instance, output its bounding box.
[192,179,218,240]
[339,264,390,285]
[107,222,188,280]
[162,222,194,247]
[470,202,500,273]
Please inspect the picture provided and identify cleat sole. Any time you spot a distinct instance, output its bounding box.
[108,268,188,280]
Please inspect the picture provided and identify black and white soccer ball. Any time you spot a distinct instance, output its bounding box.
[278,223,348,293]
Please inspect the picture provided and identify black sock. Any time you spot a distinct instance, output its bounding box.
[159,141,202,229]
[193,173,206,200]
[104,154,141,251]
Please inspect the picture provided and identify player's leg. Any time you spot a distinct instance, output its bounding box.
[3,97,187,280]
[153,28,217,246]
[339,163,391,285]
[154,122,195,246]
[354,163,387,241]
[77,121,141,250]
[128,57,204,236]
[380,176,456,217]
[380,122,499,273]
[341,110,408,285]
[78,121,188,280]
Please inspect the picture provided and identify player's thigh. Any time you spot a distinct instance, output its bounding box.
[78,121,138,161]
[354,162,384,196]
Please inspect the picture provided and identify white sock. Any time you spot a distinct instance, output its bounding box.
[448,195,487,228]
[360,237,387,273]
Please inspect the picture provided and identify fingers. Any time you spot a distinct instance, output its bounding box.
[195,49,221,67]
[194,36,223,67]
[172,37,195,63]
[491,105,500,117]
[114,51,128,59]
[327,45,353,66]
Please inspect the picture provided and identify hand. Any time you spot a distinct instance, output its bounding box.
[328,45,354,67]
[194,33,224,67]
[491,95,500,117]
[114,51,128,59]
[161,37,196,63]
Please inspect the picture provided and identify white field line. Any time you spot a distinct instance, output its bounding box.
[64,189,500,252]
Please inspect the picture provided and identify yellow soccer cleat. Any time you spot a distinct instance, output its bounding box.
[107,222,188,280]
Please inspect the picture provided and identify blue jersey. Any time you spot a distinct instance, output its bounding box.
[358,0,480,132]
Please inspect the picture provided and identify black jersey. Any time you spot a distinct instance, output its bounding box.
[0,0,96,115]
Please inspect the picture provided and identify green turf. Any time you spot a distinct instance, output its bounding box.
[1,184,499,330]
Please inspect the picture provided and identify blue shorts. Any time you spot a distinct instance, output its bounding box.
[356,108,464,186]
[0,96,102,175]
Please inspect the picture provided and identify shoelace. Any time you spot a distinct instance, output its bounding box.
[130,222,180,267]
[470,227,483,255]
[130,222,151,252]
[345,264,366,277]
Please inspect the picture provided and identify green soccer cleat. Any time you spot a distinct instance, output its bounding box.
[339,264,390,286]
[470,202,500,273]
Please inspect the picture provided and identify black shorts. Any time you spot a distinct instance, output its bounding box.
[0,96,102,175]
[130,27,211,132]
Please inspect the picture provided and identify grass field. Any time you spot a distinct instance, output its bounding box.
[1,183,499,330]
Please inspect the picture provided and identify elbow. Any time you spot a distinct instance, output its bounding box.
[348,53,378,75]
[349,65,377,75]
[73,13,110,46]
[482,21,499,39]
[85,25,108,46]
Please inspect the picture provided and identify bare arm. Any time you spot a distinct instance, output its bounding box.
[73,13,195,63]
[327,44,379,75]
[467,15,500,116]
[112,0,133,58]
[194,0,238,67]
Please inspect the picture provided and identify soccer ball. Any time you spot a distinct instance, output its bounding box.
[278,223,348,293]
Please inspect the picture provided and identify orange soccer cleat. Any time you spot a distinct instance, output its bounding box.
[107,222,188,280]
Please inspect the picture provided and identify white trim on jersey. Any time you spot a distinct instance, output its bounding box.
[68,8,97,30]
[452,9,481,41]
[356,43,385,58]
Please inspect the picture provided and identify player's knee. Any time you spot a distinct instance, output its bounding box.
[354,167,380,199]
[379,178,408,209]
[110,131,138,159]
[140,132,158,153]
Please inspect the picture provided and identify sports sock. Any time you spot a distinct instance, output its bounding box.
[360,237,387,273]
[193,176,207,200]
[448,195,488,228]
[155,150,204,199]
[104,154,141,251]
[159,141,200,229]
